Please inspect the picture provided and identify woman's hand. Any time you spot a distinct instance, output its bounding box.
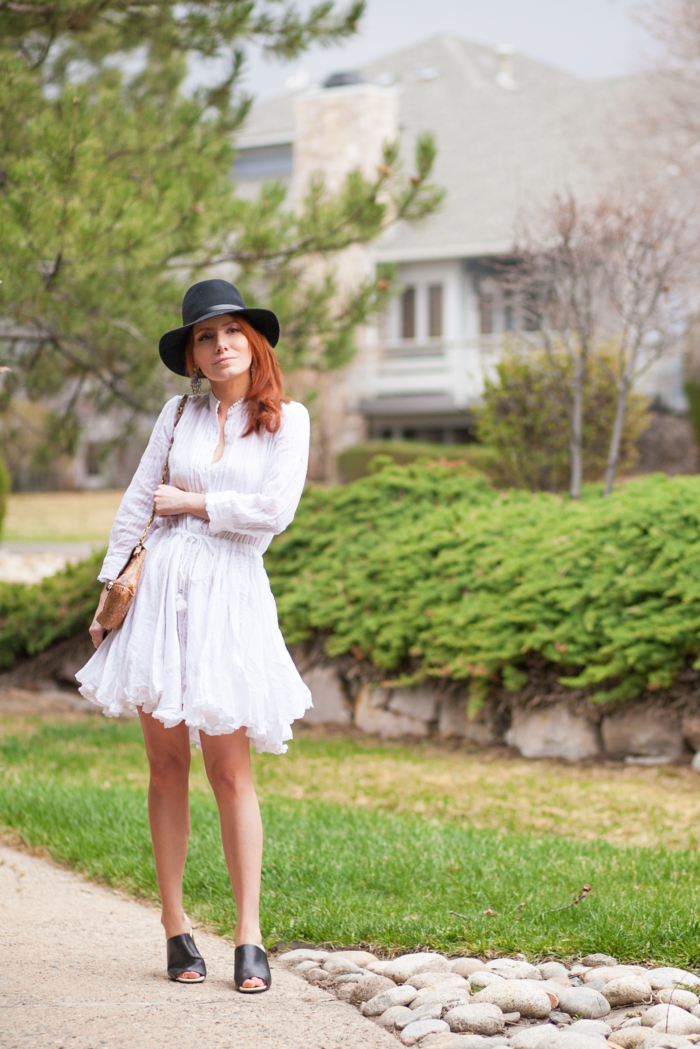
[154,484,209,520]
[89,583,110,649]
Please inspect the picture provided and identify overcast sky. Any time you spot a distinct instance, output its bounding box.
[237,0,657,101]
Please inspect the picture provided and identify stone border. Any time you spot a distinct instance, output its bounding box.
[277,948,700,1049]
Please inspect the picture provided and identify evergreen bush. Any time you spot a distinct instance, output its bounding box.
[336,440,496,483]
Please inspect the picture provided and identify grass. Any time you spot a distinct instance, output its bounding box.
[3,490,125,542]
[2,716,700,963]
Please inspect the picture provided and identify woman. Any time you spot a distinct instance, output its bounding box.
[77,279,312,993]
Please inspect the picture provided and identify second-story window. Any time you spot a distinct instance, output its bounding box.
[428,285,443,338]
[401,286,416,338]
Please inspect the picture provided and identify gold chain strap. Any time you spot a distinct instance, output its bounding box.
[134,394,189,553]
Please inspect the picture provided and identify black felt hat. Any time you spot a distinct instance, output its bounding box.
[159,279,280,376]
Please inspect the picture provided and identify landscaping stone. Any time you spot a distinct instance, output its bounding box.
[366,959,392,975]
[280,948,330,963]
[377,1005,414,1029]
[608,1028,649,1048]
[582,956,618,969]
[583,967,647,985]
[444,1003,506,1035]
[363,984,419,1015]
[301,666,351,724]
[603,976,653,1006]
[646,970,700,992]
[505,705,601,760]
[642,1006,700,1033]
[334,972,364,985]
[452,959,490,978]
[419,1035,466,1049]
[410,1003,448,1023]
[304,966,330,985]
[347,973,396,1003]
[642,1035,698,1049]
[551,1033,609,1049]
[557,987,612,1019]
[539,964,571,980]
[401,1019,451,1045]
[471,972,507,990]
[384,952,451,983]
[410,988,473,1011]
[656,990,699,1012]
[600,709,684,759]
[568,1021,611,1037]
[388,686,439,722]
[682,717,700,751]
[410,972,471,990]
[551,1012,574,1025]
[334,949,378,967]
[354,686,430,738]
[450,1038,501,1049]
[323,955,361,974]
[487,959,541,980]
[510,1024,560,1049]
[295,959,319,972]
[472,979,553,1018]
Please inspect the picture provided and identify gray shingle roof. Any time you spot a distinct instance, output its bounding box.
[238,34,644,259]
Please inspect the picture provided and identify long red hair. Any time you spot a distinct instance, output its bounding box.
[186,315,288,436]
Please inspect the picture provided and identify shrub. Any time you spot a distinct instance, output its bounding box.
[0,550,104,668]
[475,346,649,491]
[0,455,9,539]
[336,440,497,483]
[265,462,700,704]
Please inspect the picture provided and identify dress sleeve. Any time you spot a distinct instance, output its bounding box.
[97,397,181,582]
[205,402,310,537]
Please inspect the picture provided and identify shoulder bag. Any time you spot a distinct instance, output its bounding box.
[97,394,189,631]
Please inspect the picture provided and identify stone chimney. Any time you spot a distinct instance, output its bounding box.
[291,77,400,481]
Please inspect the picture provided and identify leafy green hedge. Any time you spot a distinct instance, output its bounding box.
[0,550,104,668]
[336,440,497,483]
[265,463,700,704]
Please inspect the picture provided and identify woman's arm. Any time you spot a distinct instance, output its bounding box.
[88,583,110,648]
[203,403,310,536]
[97,396,182,582]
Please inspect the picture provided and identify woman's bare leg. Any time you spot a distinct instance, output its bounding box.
[200,727,265,988]
[139,710,201,979]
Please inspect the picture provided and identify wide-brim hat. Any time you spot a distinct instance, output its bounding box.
[159,279,280,377]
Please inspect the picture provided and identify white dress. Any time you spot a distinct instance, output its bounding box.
[75,392,313,754]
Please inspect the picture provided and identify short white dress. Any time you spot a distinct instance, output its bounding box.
[76,392,313,754]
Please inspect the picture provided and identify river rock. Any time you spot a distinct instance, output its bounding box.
[377,1005,415,1029]
[551,1034,609,1049]
[656,989,699,1011]
[557,987,611,1019]
[411,972,471,990]
[347,973,396,1003]
[363,984,419,1015]
[452,959,490,978]
[385,953,451,984]
[608,1028,649,1048]
[567,1021,612,1037]
[279,948,330,963]
[401,1019,451,1045]
[646,970,700,992]
[487,959,541,980]
[410,1003,448,1023]
[410,987,472,1011]
[444,1003,505,1035]
[472,980,553,1018]
[642,1035,698,1048]
[510,1025,560,1049]
[540,964,572,980]
[470,972,507,990]
[582,956,618,969]
[583,967,648,985]
[304,967,330,985]
[334,949,378,967]
[323,956,361,975]
[603,976,653,1006]
[551,1012,574,1025]
[365,959,391,974]
[295,960,319,972]
[642,1005,700,1033]
[419,1035,465,1049]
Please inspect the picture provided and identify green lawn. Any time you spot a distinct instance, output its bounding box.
[2,718,700,963]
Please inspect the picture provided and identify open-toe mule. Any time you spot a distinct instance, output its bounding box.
[167,932,207,983]
[234,944,271,993]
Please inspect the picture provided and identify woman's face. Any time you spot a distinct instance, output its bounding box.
[191,313,252,384]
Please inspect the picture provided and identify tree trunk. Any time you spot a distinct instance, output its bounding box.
[603,380,629,496]
[569,354,585,499]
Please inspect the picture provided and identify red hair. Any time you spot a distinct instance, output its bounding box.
[186,315,288,436]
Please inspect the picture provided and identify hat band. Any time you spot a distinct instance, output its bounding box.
[190,304,244,325]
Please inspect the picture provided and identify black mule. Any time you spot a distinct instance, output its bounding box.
[167,933,207,983]
[234,944,271,993]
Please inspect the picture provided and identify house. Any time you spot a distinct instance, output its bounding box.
[235,34,685,475]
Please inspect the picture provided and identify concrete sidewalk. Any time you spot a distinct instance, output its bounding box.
[0,844,396,1049]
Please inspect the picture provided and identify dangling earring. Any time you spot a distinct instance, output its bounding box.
[190,368,202,395]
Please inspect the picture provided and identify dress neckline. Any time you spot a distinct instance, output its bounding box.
[208,392,246,417]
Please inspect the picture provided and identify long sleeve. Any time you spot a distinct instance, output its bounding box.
[97,396,181,582]
[205,401,310,537]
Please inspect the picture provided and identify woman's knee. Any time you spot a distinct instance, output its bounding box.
[147,749,190,790]
[206,760,252,798]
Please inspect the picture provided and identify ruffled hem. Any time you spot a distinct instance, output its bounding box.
[74,530,312,755]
